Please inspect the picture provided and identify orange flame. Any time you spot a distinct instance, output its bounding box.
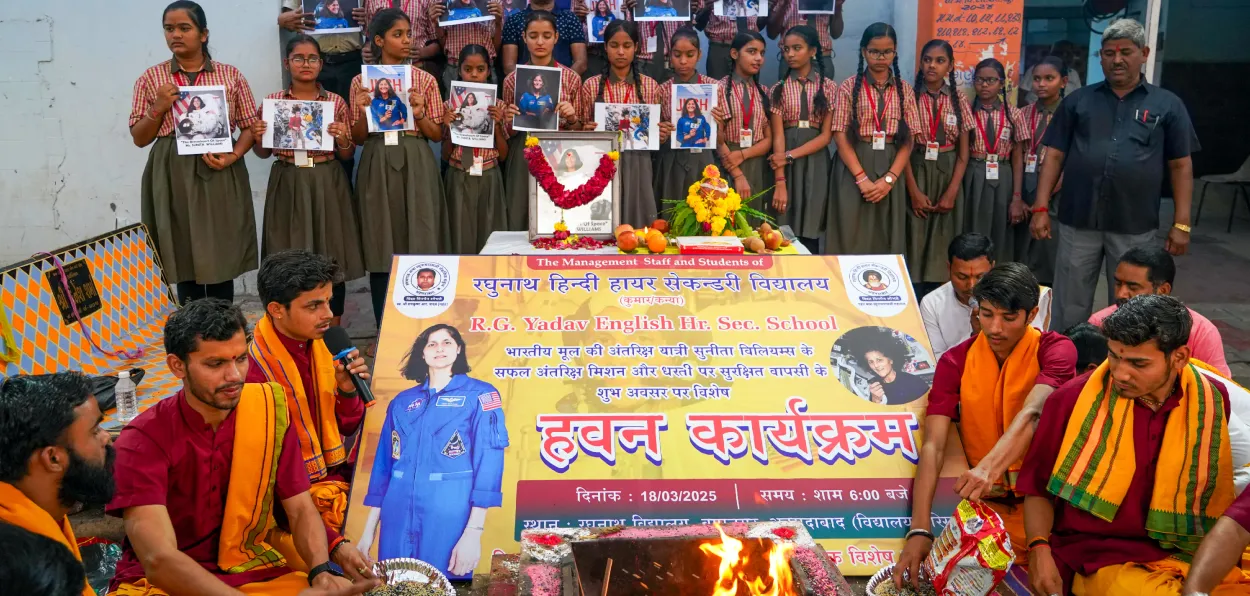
[698,524,795,596]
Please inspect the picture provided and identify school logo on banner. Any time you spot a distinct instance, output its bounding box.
[838,255,908,318]
[392,256,459,319]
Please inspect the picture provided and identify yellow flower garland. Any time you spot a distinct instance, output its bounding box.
[685,165,741,236]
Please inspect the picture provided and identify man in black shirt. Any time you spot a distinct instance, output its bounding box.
[1029,18,1198,331]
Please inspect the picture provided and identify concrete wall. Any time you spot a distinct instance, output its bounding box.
[0,0,281,285]
[0,0,918,276]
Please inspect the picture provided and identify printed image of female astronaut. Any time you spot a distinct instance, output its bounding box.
[356,323,509,579]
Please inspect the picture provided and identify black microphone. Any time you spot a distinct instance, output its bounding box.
[322,326,375,405]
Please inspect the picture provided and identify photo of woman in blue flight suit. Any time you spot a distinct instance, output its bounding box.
[356,323,509,579]
[674,97,711,148]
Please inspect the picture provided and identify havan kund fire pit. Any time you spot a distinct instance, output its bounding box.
[513,521,853,596]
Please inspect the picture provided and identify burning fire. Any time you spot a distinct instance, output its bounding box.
[699,524,795,596]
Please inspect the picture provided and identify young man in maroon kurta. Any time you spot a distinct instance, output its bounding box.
[245,250,372,577]
[107,299,371,594]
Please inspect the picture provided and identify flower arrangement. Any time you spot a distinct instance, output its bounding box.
[661,165,773,237]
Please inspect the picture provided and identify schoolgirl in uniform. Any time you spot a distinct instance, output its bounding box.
[903,39,973,286]
[766,25,836,252]
[350,8,449,329]
[963,58,1030,264]
[130,0,259,304]
[501,11,582,230]
[655,27,723,204]
[581,20,662,225]
[442,45,510,254]
[716,31,773,205]
[1017,56,1067,285]
[829,22,922,256]
[252,34,365,324]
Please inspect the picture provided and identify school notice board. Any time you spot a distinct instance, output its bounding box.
[933,0,1024,96]
[343,254,966,577]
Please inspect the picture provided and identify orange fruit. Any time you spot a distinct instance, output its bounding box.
[722,230,737,237]
[646,232,667,253]
[614,224,634,239]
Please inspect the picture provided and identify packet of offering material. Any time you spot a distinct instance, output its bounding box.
[920,499,1013,595]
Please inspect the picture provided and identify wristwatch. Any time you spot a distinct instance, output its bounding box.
[785,151,794,165]
[883,172,896,186]
[307,561,347,586]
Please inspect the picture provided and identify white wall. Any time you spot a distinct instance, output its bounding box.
[0,0,918,274]
[0,0,282,278]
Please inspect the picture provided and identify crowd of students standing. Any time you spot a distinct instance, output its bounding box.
[133,0,1083,329]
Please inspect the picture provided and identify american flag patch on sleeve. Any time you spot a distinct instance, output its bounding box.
[479,391,502,411]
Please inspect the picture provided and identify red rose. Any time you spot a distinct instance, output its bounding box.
[772,527,797,540]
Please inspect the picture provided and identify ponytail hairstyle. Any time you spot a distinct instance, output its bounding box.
[163,1,211,61]
[285,33,323,60]
[973,58,1008,111]
[1035,55,1069,100]
[456,43,493,84]
[368,8,411,64]
[770,25,828,120]
[725,31,771,128]
[914,38,961,136]
[596,20,644,105]
[852,22,906,137]
[524,9,559,35]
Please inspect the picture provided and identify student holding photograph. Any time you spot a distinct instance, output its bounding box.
[501,11,583,230]
[442,45,511,253]
[131,0,260,305]
[716,31,772,204]
[252,35,365,327]
[428,0,505,91]
[581,20,663,226]
[369,78,409,130]
[620,0,685,84]
[350,9,449,333]
[829,22,922,256]
[364,0,442,84]
[656,27,722,203]
[905,39,974,288]
[767,25,836,252]
[695,0,761,81]
[501,0,588,75]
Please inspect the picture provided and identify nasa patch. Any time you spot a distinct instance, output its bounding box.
[406,397,424,412]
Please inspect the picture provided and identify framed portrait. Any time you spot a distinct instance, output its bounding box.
[527,131,620,240]
[303,0,361,34]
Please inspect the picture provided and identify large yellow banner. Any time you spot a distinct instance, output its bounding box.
[342,254,964,578]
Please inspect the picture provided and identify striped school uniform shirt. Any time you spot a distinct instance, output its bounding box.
[969,101,1031,160]
[718,74,769,145]
[770,0,832,54]
[579,72,662,125]
[768,70,838,128]
[130,59,259,137]
[364,0,435,59]
[914,84,975,147]
[829,75,922,140]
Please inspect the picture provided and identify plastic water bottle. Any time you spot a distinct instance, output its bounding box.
[116,371,138,423]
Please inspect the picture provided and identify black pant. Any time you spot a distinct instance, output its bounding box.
[319,51,363,181]
[176,281,234,305]
[330,281,346,317]
[369,272,389,329]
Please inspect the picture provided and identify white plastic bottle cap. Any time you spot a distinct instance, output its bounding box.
[119,371,130,379]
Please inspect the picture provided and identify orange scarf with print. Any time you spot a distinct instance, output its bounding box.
[958,326,1042,494]
[248,316,346,481]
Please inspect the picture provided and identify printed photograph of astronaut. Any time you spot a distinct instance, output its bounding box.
[595,102,658,151]
[449,82,497,149]
[829,325,934,406]
[303,0,361,33]
[586,0,619,43]
[173,86,233,155]
[441,0,495,26]
[362,64,415,133]
[261,98,335,151]
[512,65,562,132]
[634,0,688,21]
[671,84,717,150]
[353,323,509,580]
[714,0,765,18]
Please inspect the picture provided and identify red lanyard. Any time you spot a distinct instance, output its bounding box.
[862,79,890,133]
[1028,104,1050,155]
[737,80,754,128]
[605,78,634,104]
[975,107,1004,156]
[925,93,942,143]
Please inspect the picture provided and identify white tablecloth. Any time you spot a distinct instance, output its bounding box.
[479,226,813,255]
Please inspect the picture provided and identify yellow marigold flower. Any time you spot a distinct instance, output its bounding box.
[712,206,727,217]
[702,164,721,179]
[711,216,726,235]
[525,136,540,148]
[554,221,568,232]
[607,150,620,161]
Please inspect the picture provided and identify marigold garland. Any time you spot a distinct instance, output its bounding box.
[660,165,774,237]
[524,135,618,211]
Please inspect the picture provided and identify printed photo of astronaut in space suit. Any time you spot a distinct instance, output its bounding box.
[355,323,509,580]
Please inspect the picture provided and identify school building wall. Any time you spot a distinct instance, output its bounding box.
[0,0,918,270]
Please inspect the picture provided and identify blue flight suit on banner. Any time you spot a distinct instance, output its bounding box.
[364,374,509,579]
